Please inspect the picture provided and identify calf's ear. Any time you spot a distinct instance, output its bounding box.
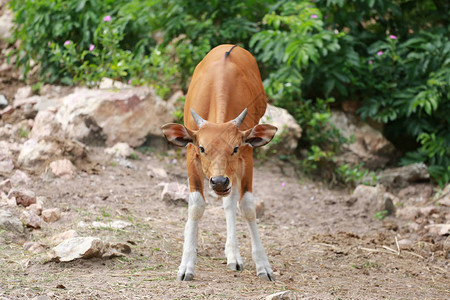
[243,124,277,148]
[161,123,195,147]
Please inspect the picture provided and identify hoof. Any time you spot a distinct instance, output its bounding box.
[227,262,244,271]
[177,272,194,281]
[258,272,274,281]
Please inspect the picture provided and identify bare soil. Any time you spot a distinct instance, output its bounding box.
[0,146,449,299]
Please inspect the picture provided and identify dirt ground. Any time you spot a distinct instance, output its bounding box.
[0,146,449,299]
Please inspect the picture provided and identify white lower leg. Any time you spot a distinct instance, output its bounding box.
[223,188,243,270]
[177,191,205,281]
[240,192,273,281]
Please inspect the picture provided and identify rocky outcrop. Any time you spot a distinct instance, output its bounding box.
[375,163,430,188]
[56,87,175,147]
[330,110,397,169]
[260,104,302,155]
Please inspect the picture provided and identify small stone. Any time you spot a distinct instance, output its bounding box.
[22,210,42,229]
[42,208,61,223]
[49,159,76,178]
[396,206,421,221]
[50,237,131,262]
[0,179,12,194]
[204,289,214,296]
[14,86,33,101]
[9,188,36,207]
[160,182,189,206]
[27,199,44,216]
[0,209,24,234]
[0,94,8,108]
[105,142,134,157]
[419,206,438,217]
[147,166,168,179]
[23,241,46,254]
[31,295,51,300]
[397,239,414,250]
[50,230,78,245]
[0,152,14,173]
[266,290,299,300]
[92,220,132,230]
[425,224,450,236]
[438,195,450,207]
[10,170,31,186]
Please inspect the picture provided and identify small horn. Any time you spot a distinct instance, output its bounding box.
[231,108,248,128]
[190,108,207,128]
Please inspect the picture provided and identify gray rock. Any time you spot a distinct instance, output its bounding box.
[18,139,62,168]
[425,224,450,236]
[10,170,31,186]
[0,94,8,108]
[9,188,36,207]
[260,104,302,155]
[0,8,13,41]
[0,179,11,194]
[42,208,61,223]
[266,291,299,300]
[22,210,42,229]
[0,152,14,173]
[13,86,33,103]
[376,163,430,188]
[23,241,46,254]
[30,110,64,140]
[49,230,78,245]
[396,206,421,221]
[50,237,131,262]
[56,86,175,147]
[49,159,76,178]
[351,184,394,217]
[160,182,189,206]
[330,110,397,169]
[104,142,134,157]
[147,166,168,179]
[0,209,24,234]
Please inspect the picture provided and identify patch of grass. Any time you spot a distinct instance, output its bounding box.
[100,207,111,218]
[374,210,389,220]
[129,152,139,160]
[352,260,381,270]
[18,128,29,138]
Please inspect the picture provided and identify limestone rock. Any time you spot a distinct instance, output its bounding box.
[0,152,14,173]
[27,198,44,216]
[10,170,31,186]
[376,163,430,188]
[22,210,42,229]
[23,241,46,254]
[56,86,175,147]
[49,159,76,178]
[99,77,130,89]
[425,224,450,236]
[50,230,78,245]
[351,184,394,217]
[0,209,24,234]
[330,110,397,169]
[0,8,14,41]
[50,237,131,262]
[91,220,132,230]
[396,207,421,221]
[147,166,168,179]
[255,199,265,219]
[104,142,134,157]
[160,182,189,206]
[0,94,8,108]
[14,86,33,102]
[30,110,64,140]
[42,208,61,223]
[266,291,299,300]
[9,188,36,207]
[18,139,62,168]
[0,179,11,194]
[260,104,302,155]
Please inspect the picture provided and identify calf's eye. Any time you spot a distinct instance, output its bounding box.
[199,146,205,153]
[233,146,239,154]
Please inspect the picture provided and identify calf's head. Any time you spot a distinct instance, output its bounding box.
[161,109,277,196]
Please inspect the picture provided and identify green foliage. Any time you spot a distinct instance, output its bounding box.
[336,164,378,186]
[374,210,389,221]
[8,0,450,186]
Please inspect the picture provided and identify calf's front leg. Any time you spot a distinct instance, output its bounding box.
[177,191,206,281]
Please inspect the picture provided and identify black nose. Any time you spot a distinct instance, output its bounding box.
[210,176,230,191]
